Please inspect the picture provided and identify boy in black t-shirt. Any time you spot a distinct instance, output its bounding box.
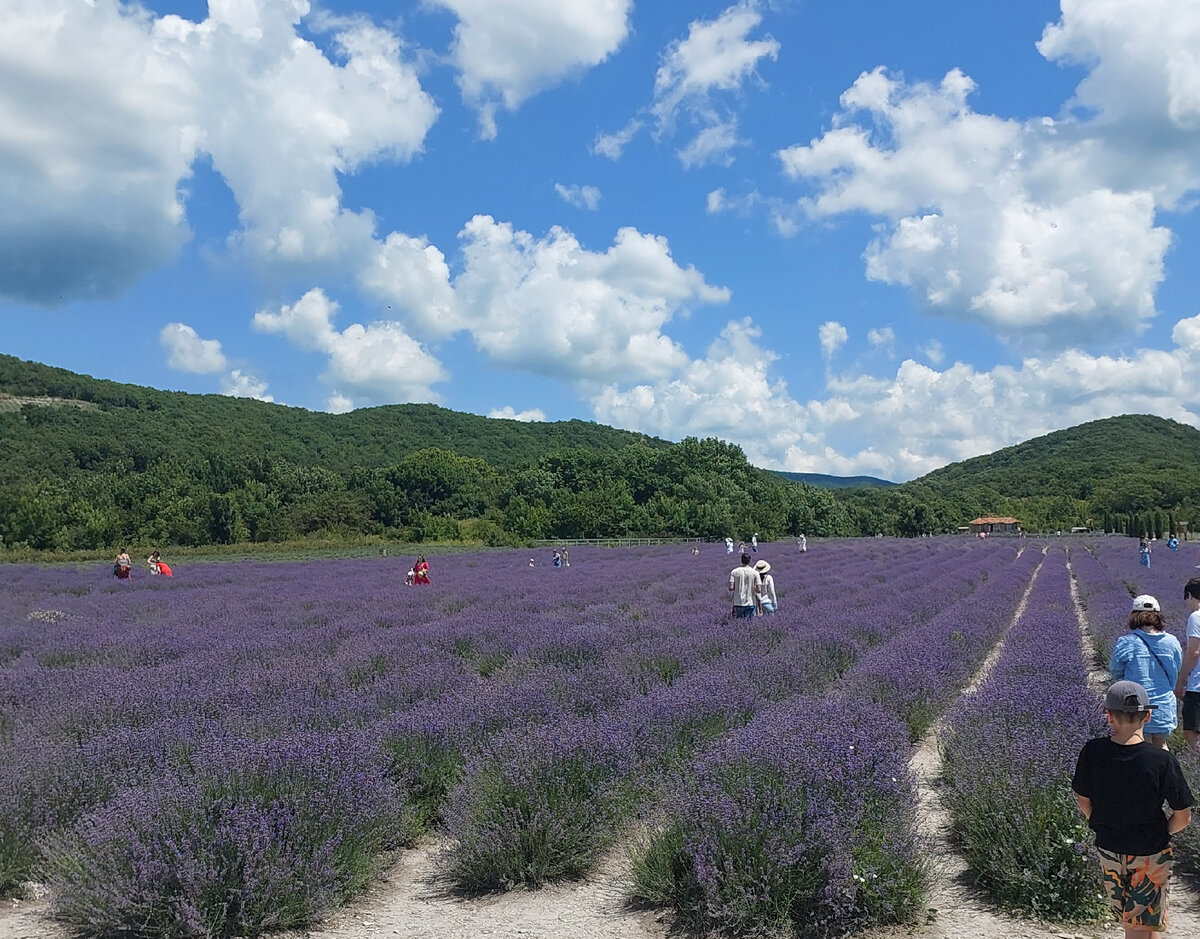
[1073,680,1194,938]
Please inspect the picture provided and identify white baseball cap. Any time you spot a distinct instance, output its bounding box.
[1131,594,1160,612]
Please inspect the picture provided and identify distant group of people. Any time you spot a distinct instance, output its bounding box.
[724,534,761,555]
[527,548,571,568]
[112,548,172,579]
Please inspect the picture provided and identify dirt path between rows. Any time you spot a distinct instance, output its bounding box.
[4,550,1196,939]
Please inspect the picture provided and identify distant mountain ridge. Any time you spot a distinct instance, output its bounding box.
[0,354,888,488]
[773,470,896,489]
[0,354,668,475]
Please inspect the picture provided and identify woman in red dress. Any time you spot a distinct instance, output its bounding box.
[413,556,430,585]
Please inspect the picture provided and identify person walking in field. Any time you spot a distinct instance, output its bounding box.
[1109,596,1182,749]
[754,560,776,614]
[1175,578,1200,748]
[113,548,132,579]
[1140,537,1152,569]
[725,536,734,555]
[797,533,807,553]
[728,553,761,620]
[751,533,758,553]
[1073,680,1193,939]
[412,556,430,585]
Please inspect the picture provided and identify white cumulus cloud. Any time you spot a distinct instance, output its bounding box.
[778,66,1174,346]
[432,0,631,139]
[489,406,547,422]
[777,0,1200,350]
[554,183,602,210]
[0,0,438,305]
[592,118,642,160]
[160,322,227,374]
[818,321,848,358]
[253,287,447,404]
[221,369,273,402]
[652,1,778,166]
[867,326,895,350]
[326,392,354,414]
[595,1,778,166]
[451,215,730,382]
[1038,0,1200,137]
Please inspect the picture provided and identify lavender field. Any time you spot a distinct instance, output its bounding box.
[2,537,1198,937]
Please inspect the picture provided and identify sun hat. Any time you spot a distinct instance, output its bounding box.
[1104,680,1157,713]
[754,560,771,573]
[1131,594,1160,612]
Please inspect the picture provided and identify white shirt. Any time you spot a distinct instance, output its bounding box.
[760,574,777,609]
[729,565,761,606]
[1187,609,1200,693]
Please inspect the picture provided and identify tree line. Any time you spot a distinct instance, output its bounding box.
[0,436,854,551]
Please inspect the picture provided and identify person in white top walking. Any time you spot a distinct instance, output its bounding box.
[728,553,761,619]
[754,560,777,614]
[1176,577,1200,748]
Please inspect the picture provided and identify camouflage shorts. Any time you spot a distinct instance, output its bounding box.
[1097,845,1173,932]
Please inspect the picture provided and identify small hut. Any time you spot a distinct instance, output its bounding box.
[969,516,1021,534]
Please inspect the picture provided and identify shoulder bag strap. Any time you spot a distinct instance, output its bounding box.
[1132,632,1176,683]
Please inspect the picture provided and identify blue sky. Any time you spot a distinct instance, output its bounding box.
[3,0,1200,481]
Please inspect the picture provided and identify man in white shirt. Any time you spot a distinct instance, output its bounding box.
[728,553,761,619]
[1176,577,1200,747]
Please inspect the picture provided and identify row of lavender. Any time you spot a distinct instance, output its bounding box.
[1,540,1029,936]
[941,547,1109,920]
[626,545,1044,934]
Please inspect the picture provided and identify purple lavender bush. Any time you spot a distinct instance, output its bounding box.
[48,733,411,937]
[940,553,1108,920]
[1173,746,1200,881]
[631,698,926,936]
[443,716,635,889]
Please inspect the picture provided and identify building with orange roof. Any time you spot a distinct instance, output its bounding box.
[969,516,1021,534]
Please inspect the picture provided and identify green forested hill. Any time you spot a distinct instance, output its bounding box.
[0,355,849,550]
[837,415,1200,536]
[917,414,1200,503]
[0,354,665,477]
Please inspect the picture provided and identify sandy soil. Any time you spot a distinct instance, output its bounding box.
[4,550,1198,939]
